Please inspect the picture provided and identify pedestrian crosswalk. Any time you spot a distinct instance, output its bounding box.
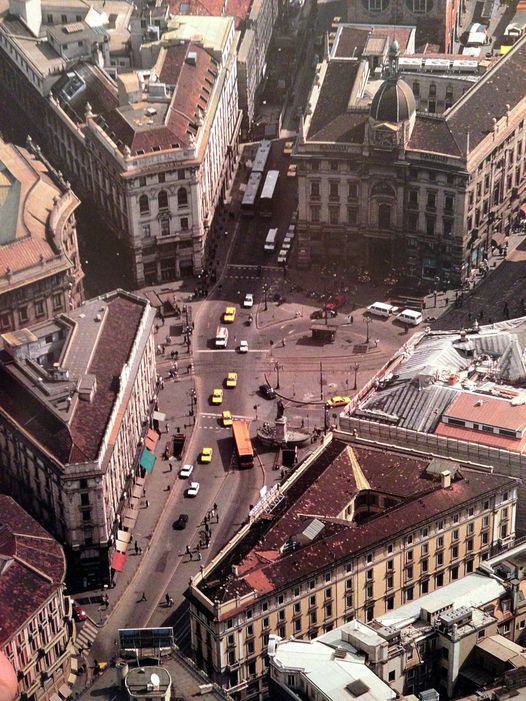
[74,619,99,654]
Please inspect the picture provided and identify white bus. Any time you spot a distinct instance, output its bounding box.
[241,172,262,216]
[215,326,229,348]
[251,140,272,173]
[260,170,280,218]
[264,228,278,253]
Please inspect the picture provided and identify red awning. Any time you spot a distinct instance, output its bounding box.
[145,429,159,452]
[520,203,526,218]
[111,551,127,572]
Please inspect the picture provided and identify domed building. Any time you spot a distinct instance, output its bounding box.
[368,41,416,149]
[295,30,526,286]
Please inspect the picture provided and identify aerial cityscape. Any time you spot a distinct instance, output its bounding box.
[1,0,526,698]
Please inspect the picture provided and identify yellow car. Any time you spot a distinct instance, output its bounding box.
[327,395,351,408]
[226,372,238,388]
[201,447,213,463]
[224,306,236,322]
[283,140,294,155]
[287,164,297,178]
[222,410,233,427]
[211,388,223,405]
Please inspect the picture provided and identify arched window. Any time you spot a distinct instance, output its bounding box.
[177,187,188,207]
[158,190,168,210]
[139,194,149,214]
[378,203,391,229]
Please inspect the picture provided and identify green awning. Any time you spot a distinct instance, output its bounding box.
[140,448,156,473]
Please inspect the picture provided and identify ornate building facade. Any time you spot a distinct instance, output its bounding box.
[0,139,83,335]
[295,38,526,287]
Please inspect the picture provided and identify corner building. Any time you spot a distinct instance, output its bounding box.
[0,495,77,701]
[0,138,83,334]
[187,436,518,701]
[0,290,157,587]
[295,37,526,286]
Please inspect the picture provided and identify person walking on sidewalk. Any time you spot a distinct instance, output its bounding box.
[165,422,170,434]
[140,592,147,602]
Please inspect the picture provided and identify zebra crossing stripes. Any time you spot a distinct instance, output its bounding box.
[74,619,99,653]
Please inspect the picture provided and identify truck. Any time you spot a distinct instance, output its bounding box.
[173,433,186,459]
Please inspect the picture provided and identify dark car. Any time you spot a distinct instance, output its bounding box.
[172,513,189,530]
[259,384,276,399]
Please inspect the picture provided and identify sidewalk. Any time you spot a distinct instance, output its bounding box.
[71,282,202,692]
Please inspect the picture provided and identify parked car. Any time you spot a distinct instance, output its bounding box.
[186,482,200,497]
[72,602,87,622]
[283,140,294,155]
[239,340,249,353]
[172,513,189,530]
[287,164,297,178]
[179,463,194,478]
[259,384,276,399]
[243,293,254,308]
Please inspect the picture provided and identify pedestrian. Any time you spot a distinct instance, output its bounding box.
[301,418,305,428]
[165,593,171,606]
[168,461,173,472]
[160,378,164,390]
[166,335,172,345]
[175,350,179,360]
[350,315,354,324]
[214,503,218,512]
[157,344,162,355]
[204,515,208,525]
[160,312,165,325]
[145,499,149,508]
[140,592,147,601]
[197,551,202,561]
[165,422,169,434]
[134,540,139,555]
[185,544,190,554]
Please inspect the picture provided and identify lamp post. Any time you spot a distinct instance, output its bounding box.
[263,283,269,311]
[363,317,372,345]
[353,362,360,390]
[275,361,282,389]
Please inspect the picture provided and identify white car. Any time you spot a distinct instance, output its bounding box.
[179,463,194,478]
[239,340,249,353]
[243,293,254,308]
[277,250,288,263]
[282,239,292,250]
[186,481,200,497]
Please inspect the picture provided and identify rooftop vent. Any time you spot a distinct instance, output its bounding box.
[186,51,197,65]
[334,646,347,659]
[146,107,157,116]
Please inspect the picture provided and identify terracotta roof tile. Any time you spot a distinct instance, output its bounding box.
[0,496,65,645]
[199,440,517,605]
[168,0,251,27]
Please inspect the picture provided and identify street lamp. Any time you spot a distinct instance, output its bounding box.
[363,317,372,345]
[353,362,360,390]
[275,361,282,389]
[263,283,268,311]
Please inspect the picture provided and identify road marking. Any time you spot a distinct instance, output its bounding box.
[197,349,269,353]
[201,412,254,420]
[228,263,283,271]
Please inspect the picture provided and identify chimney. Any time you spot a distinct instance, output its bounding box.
[441,470,452,489]
[186,51,197,66]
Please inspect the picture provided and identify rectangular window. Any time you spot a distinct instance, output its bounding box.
[348,182,358,199]
[367,569,373,580]
[142,224,151,238]
[387,559,394,571]
[426,216,435,236]
[310,182,320,198]
[421,558,428,572]
[348,206,358,225]
[325,604,332,618]
[35,300,45,317]
[310,206,320,223]
[427,192,436,209]
[329,181,339,200]
[180,217,189,230]
[19,305,29,323]
[329,206,339,225]
[160,218,170,236]
[325,587,332,599]
[386,596,394,610]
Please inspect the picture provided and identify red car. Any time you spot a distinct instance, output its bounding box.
[72,602,87,622]
[325,293,347,311]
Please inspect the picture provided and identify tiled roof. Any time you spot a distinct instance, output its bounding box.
[407,115,462,157]
[307,61,366,142]
[198,440,515,605]
[0,496,65,644]
[106,43,218,154]
[334,26,413,59]
[0,141,78,287]
[444,35,526,155]
[443,392,526,432]
[0,292,147,465]
[168,0,251,27]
